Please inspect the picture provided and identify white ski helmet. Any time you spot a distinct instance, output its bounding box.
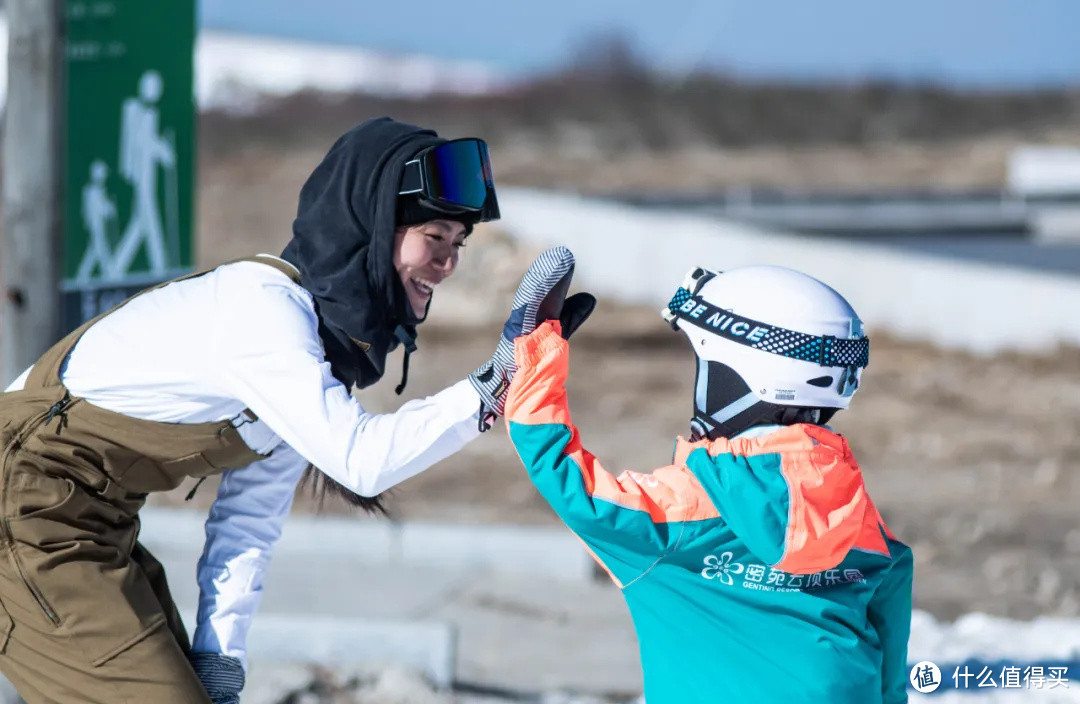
[661,265,869,440]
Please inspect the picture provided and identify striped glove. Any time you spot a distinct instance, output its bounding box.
[469,246,576,428]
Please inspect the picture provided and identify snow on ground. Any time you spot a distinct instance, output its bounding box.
[911,611,1080,662]
[908,610,1080,700]
[0,16,506,113]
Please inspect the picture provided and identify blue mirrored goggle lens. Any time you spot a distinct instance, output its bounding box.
[426,140,489,210]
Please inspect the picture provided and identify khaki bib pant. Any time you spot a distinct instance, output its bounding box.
[0,257,296,703]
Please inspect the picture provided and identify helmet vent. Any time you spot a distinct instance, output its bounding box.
[806,375,834,388]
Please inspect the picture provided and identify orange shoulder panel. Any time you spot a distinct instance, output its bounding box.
[772,426,870,574]
[562,432,720,524]
[852,497,892,556]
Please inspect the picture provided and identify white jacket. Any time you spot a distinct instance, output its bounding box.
[5,256,483,668]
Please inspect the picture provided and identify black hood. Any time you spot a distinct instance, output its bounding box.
[281,117,446,389]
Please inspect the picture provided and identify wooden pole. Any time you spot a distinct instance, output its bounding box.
[1,0,63,387]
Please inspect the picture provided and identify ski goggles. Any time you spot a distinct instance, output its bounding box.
[399,138,500,222]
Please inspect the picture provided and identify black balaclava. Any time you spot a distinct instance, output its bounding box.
[281,117,477,391]
[281,117,483,514]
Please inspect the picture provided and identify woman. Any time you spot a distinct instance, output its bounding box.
[0,117,581,703]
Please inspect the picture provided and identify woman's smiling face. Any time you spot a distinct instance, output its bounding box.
[393,219,468,318]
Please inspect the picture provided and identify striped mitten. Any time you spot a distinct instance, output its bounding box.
[468,246,576,427]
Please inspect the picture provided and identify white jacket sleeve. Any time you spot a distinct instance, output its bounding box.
[3,366,32,392]
[192,442,306,669]
[210,268,483,498]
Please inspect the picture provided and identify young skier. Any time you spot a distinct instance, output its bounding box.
[504,264,913,704]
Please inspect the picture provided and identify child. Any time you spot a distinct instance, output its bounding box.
[504,265,912,704]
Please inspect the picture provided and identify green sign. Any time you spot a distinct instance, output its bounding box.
[61,0,196,330]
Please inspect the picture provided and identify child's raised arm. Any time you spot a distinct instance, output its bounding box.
[504,321,720,588]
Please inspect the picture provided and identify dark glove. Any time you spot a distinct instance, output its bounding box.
[558,292,596,340]
[469,246,576,428]
[190,652,245,704]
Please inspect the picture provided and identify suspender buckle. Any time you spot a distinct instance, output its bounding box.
[44,391,72,433]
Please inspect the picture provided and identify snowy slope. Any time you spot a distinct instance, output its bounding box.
[195,30,505,112]
[0,17,505,113]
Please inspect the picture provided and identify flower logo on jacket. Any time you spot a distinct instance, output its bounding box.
[701,552,745,585]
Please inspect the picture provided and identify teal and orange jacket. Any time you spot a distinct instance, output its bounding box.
[504,322,913,704]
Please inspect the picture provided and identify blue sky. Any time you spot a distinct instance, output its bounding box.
[200,0,1080,87]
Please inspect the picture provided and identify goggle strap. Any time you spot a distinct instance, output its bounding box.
[399,160,423,195]
[685,267,718,295]
[664,288,870,369]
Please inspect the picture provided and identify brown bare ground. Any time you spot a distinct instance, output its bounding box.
[492,128,1080,193]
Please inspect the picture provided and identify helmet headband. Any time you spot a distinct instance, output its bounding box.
[663,287,870,369]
